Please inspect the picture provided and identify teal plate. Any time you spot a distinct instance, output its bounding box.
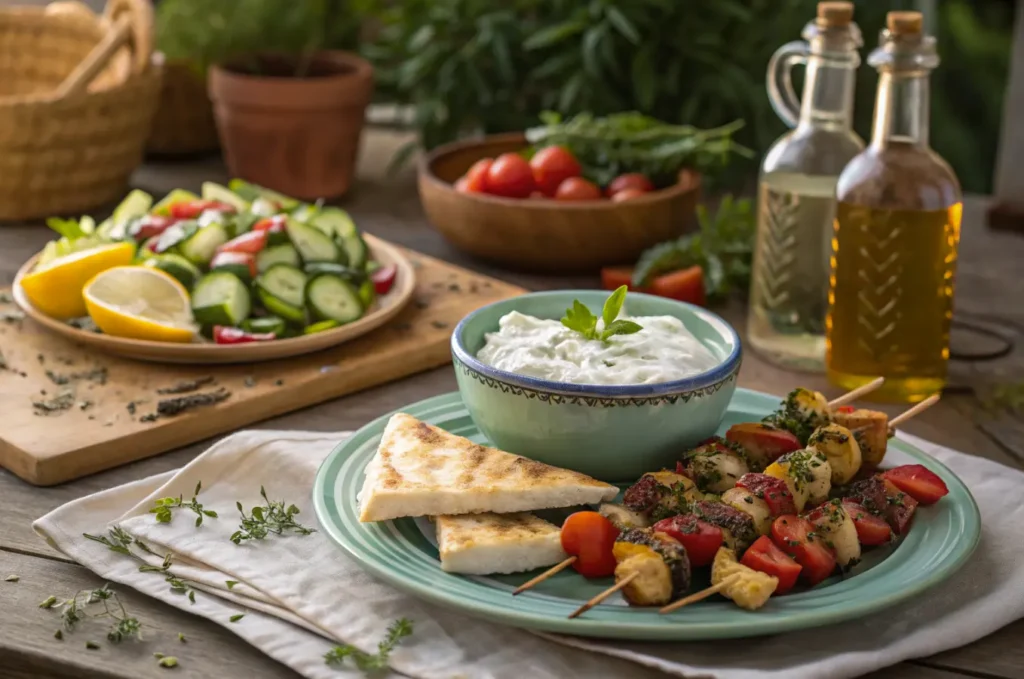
[312,389,980,640]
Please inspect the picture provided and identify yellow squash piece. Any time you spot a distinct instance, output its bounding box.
[763,460,811,512]
[83,266,196,343]
[711,547,778,611]
[20,242,135,319]
[832,408,890,467]
[808,424,863,484]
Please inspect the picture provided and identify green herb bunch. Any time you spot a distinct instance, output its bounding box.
[150,482,218,527]
[561,286,642,342]
[324,618,413,671]
[231,486,317,544]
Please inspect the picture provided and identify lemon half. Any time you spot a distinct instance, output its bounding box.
[84,266,197,343]
[20,242,136,319]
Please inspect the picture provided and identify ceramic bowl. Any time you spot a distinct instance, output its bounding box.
[418,133,701,273]
[451,290,741,482]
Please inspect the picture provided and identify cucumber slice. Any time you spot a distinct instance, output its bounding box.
[210,256,254,283]
[311,207,357,240]
[305,274,363,324]
[303,261,365,285]
[191,272,252,326]
[286,219,339,263]
[255,264,307,324]
[251,197,279,217]
[152,189,200,216]
[180,222,230,266]
[230,213,260,238]
[143,254,201,289]
[242,316,286,336]
[202,181,250,212]
[291,203,320,224]
[341,233,368,270]
[304,320,340,334]
[256,243,301,273]
[153,220,198,253]
[228,179,299,211]
[112,189,153,225]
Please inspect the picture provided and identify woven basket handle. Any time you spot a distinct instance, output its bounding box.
[53,0,153,99]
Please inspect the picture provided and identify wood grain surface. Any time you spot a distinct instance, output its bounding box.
[1,129,1022,679]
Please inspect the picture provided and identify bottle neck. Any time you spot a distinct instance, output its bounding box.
[797,51,857,131]
[870,71,930,148]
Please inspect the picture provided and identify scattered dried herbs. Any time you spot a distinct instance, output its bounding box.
[244,375,256,388]
[50,584,142,644]
[140,413,159,423]
[40,596,58,609]
[158,656,179,668]
[231,486,315,544]
[178,633,186,643]
[229,614,245,623]
[54,629,63,640]
[156,376,215,395]
[274,379,284,387]
[84,528,196,601]
[85,640,101,650]
[66,317,101,333]
[1,309,24,324]
[5,574,19,582]
[45,366,107,386]
[32,389,76,415]
[430,321,448,329]
[0,290,11,303]
[156,388,231,417]
[78,400,93,411]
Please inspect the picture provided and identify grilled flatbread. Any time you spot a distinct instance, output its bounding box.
[436,512,567,575]
[357,413,618,522]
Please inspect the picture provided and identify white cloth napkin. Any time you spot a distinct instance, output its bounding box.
[34,429,1024,679]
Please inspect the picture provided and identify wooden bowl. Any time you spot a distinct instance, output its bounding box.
[418,133,701,273]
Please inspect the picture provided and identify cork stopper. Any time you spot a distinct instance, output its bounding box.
[887,11,923,35]
[817,1,853,26]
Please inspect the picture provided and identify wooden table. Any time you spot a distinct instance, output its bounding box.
[2,130,1023,679]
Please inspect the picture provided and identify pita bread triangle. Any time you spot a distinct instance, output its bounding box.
[357,413,619,522]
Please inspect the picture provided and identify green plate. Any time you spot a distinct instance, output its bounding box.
[312,389,980,640]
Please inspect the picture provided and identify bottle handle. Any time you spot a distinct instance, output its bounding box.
[767,41,809,129]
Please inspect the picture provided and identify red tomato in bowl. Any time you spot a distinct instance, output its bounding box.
[611,188,647,202]
[741,535,802,594]
[651,514,722,567]
[555,177,602,201]
[463,158,492,193]
[529,146,581,196]
[485,153,534,198]
[560,511,619,578]
[607,173,654,196]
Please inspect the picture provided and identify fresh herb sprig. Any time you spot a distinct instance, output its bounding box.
[84,528,196,602]
[150,482,218,527]
[231,487,316,545]
[324,618,414,672]
[50,584,142,644]
[561,286,642,342]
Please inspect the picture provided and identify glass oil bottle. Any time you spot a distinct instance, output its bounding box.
[826,11,962,402]
[747,1,865,371]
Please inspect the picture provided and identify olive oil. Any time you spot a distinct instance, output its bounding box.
[826,12,962,402]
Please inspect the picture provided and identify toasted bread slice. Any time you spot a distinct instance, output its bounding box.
[357,413,619,522]
[436,512,567,574]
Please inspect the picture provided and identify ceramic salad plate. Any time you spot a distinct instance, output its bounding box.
[312,389,980,641]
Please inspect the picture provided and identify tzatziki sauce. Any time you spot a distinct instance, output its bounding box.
[476,311,720,385]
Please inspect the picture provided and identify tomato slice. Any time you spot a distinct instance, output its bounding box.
[370,263,397,294]
[726,423,802,466]
[736,473,797,516]
[252,215,287,233]
[840,500,892,545]
[740,535,802,595]
[651,514,722,567]
[209,251,257,279]
[600,267,651,293]
[129,215,179,242]
[770,515,836,586]
[169,200,237,219]
[882,464,949,505]
[213,326,275,344]
[560,511,619,578]
[216,230,268,255]
[650,266,705,306]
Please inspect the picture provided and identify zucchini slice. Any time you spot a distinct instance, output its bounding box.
[191,272,252,326]
[255,264,307,324]
[303,261,365,284]
[341,232,368,270]
[201,181,250,212]
[305,274,363,324]
[256,243,301,273]
[179,223,230,266]
[242,316,287,336]
[304,319,340,334]
[286,219,339,263]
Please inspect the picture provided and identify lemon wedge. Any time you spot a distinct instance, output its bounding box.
[84,266,197,343]
[20,242,136,319]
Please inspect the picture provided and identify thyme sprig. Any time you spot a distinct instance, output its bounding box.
[150,482,218,526]
[51,584,142,643]
[324,618,414,672]
[84,528,197,603]
[231,486,316,545]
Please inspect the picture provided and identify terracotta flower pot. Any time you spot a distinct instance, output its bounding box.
[208,51,374,201]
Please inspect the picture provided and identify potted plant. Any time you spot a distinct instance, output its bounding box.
[156,0,374,199]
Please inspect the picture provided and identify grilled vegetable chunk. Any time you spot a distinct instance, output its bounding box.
[833,408,890,467]
[721,487,772,535]
[842,476,918,535]
[613,529,691,606]
[763,388,831,444]
[622,470,701,521]
[765,448,832,510]
[599,503,651,532]
[808,424,862,484]
[806,499,861,568]
[678,437,750,493]
[693,500,758,553]
[711,547,778,611]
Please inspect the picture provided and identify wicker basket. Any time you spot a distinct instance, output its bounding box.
[146,59,219,156]
[0,0,162,222]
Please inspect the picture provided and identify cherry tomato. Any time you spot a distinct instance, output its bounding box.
[529,191,548,199]
[216,230,268,256]
[554,177,602,201]
[607,173,654,196]
[650,266,705,306]
[252,215,287,233]
[726,423,802,466]
[560,511,619,578]
[737,473,797,516]
[529,146,581,196]
[129,215,179,242]
[169,200,237,220]
[741,535,802,595]
[770,515,836,587]
[835,405,856,413]
[610,188,647,202]
[600,267,652,293]
[463,158,492,193]
[840,500,892,546]
[213,326,276,344]
[454,177,471,193]
[882,464,949,505]
[651,514,722,567]
[370,263,397,295]
[485,153,535,198]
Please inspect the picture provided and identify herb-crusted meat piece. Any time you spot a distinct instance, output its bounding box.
[693,500,758,552]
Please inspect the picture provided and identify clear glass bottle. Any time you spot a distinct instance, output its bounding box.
[827,12,962,403]
[747,1,865,372]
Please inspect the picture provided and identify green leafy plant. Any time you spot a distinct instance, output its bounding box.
[230,486,316,544]
[149,482,218,527]
[324,618,414,672]
[561,286,643,342]
[633,195,755,300]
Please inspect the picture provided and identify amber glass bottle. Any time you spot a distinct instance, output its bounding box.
[826,12,962,403]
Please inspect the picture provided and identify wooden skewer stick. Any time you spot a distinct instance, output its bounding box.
[658,574,741,615]
[512,556,577,595]
[568,572,637,619]
[888,393,941,429]
[828,377,885,409]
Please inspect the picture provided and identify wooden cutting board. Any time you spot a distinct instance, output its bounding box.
[0,246,525,486]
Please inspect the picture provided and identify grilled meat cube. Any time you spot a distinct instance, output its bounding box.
[720,487,772,535]
[807,424,862,484]
[841,475,918,535]
[599,503,651,532]
[711,547,778,611]
[678,437,750,493]
[693,500,758,553]
[763,388,831,444]
[622,470,699,521]
[833,408,890,467]
[613,528,691,606]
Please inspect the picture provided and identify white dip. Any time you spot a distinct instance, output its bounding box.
[476,311,720,385]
